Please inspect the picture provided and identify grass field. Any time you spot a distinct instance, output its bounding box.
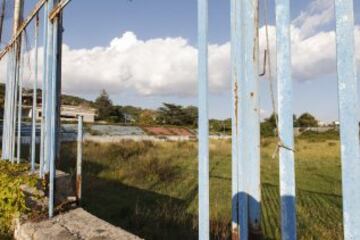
[58,137,343,239]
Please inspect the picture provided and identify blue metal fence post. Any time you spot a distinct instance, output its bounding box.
[45,0,55,176]
[31,14,40,172]
[231,0,248,238]
[16,34,25,164]
[11,44,21,163]
[243,0,261,237]
[198,0,209,239]
[48,0,63,218]
[2,49,15,160]
[275,0,296,239]
[230,0,240,234]
[231,0,260,238]
[40,1,49,178]
[76,115,83,201]
[2,0,24,161]
[334,1,360,239]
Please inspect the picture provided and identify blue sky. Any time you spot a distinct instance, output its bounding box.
[3,0,360,122]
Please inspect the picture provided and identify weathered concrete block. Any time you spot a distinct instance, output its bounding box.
[14,208,142,240]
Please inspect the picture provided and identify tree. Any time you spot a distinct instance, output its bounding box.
[157,103,198,126]
[139,110,157,125]
[296,113,318,127]
[94,89,113,120]
[183,106,198,126]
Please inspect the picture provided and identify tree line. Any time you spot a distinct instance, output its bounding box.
[94,90,321,131]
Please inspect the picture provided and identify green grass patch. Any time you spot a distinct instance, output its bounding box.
[58,138,342,239]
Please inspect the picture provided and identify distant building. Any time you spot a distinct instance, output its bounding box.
[22,93,96,123]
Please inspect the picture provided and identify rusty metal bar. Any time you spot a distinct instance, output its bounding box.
[76,115,83,202]
[198,0,209,238]
[0,0,46,61]
[49,0,70,22]
[275,0,297,239]
[334,1,360,239]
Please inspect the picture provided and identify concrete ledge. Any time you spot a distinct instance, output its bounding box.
[15,208,142,240]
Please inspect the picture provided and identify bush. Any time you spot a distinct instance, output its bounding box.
[299,129,339,142]
[0,162,37,238]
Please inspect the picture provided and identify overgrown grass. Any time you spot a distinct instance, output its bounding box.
[58,138,342,239]
[0,161,37,239]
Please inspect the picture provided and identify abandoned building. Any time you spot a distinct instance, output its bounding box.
[22,93,96,123]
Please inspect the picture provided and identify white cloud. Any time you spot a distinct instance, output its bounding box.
[2,1,360,98]
[293,0,334,38]
[60,32,230,96]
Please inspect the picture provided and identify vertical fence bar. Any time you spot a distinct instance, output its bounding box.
[16,35,25,164]
[275,0,296,239]
[231,1,261,238]
[230,0,240,233]
[11,46,20,163]
[2,0,23,161]
[2,48,15,160]
[48,0,63,218]
[40,1,49,178]
[198,0,209,239]
[243,0,261,237]
[231,0,248,239]
[45,0,55,176]
[49,14,59,218]
[31,14,40,172]
[76,115,83,202]
[334,1,360,239]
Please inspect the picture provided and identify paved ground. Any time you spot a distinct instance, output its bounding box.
[15,208,142,240]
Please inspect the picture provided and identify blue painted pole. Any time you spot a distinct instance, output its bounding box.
[275,0,296,239]
[2,0,23,161]
[31,15,40,172]
[2,49,15,160]
[48,0,63,218]
[242,0,260,237]
[198,0,209,239]
[45,0,55,176]
[40,1,49,178]
[11,45,21,164]
[48,18,58,218]
[16,35,25,164]
[7,49,16,163]
[334,1,360,239]
[231,1,260,238]
[76,115,83,201]
[230,0,247,239]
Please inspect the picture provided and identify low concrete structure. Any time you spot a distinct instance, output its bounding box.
[24,105,96,123]
[14,208,142,240]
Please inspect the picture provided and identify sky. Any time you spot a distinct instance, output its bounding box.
[2,0,360,122]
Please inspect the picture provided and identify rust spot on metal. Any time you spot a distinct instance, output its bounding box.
[76,175,82,200]
[232,227,240,240]
[234,81,239,134]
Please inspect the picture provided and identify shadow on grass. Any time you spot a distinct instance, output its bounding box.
[59,158,198,239]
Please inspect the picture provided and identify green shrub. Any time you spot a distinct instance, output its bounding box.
[0,161,37,238]
[299,129,339,142]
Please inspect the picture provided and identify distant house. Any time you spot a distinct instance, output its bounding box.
[22,93,96,123]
